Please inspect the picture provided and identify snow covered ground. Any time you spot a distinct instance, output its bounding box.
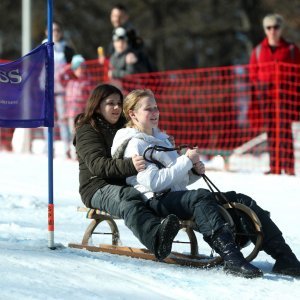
[1,151,300,300]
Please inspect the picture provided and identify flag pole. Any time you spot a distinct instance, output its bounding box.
[47,0,55,249]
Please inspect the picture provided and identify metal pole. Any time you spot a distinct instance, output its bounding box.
[47,0,55,250]
[20,0,32,153]
[22,0,31,56]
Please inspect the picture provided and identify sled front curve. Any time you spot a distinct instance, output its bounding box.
[223,202,263,262]
[81,214,120,246]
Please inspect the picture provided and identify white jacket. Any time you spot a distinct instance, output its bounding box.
[111,127,200,200]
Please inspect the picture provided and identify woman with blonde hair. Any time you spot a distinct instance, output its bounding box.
[112,89,300,278]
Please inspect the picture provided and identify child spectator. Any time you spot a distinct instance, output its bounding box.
[63,54,91,158]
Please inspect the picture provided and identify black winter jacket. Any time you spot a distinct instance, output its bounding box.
[74,115,137,207]
[110,48,153,79]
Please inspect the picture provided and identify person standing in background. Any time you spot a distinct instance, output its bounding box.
[108,27,153,83]
[43,21,75,158]
[108,4,143,55]
[61,54,91,159]
[0,128,14,152]
[249,14,300,175]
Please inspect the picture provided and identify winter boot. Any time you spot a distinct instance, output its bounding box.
[155,214,180,261]
[264,235,300,277]
[206,226,263,278]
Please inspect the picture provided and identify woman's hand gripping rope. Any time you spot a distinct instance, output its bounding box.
[185,147,205,175]
[193,160,205,175]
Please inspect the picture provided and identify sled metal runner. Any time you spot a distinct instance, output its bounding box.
[68,203,263,268]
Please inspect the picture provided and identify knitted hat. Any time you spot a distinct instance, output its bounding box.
[71,54,85,70]
[112,27,128,41]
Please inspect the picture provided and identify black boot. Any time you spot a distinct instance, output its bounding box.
[207,226,263,278]
[264,235,300,277]
[155,214,180,261]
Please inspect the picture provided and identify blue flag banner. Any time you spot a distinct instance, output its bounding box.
[0,42,54,128]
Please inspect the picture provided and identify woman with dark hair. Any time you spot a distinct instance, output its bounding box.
[73,84,180,260]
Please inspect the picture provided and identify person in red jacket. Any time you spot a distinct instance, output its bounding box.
[249,14,300,175]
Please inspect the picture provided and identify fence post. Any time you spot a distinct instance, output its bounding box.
[274,62,281,174]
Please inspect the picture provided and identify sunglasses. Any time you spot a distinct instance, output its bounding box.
[265,24,280,31]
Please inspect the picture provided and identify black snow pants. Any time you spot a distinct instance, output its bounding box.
[147,188,227,237]
[91,185,162,254]
[148,188,282,246]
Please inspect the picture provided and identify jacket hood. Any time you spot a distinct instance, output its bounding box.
[111,127,169,158]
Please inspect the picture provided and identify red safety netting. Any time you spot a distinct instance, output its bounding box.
[120,63,300,175]
[1,59,299,174]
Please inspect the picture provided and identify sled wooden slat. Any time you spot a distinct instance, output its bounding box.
[68,243,222,268]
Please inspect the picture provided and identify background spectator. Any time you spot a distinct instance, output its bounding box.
[108,3,143,55]
[0,128,14,151]
[62,54,91,159]
[108,27,153,82]
[249,13,300,175]
[43,21,75,158]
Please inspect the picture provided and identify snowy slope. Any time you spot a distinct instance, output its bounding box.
[0,152,300,300]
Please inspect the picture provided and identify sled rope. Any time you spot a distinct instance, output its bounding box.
[143,144,234,209]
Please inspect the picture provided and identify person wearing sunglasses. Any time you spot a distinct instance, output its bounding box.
[249,14,300,175]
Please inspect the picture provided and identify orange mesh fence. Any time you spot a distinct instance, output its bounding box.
[1,58,299,175]
[121,62,300,174]
[122,66,252,149]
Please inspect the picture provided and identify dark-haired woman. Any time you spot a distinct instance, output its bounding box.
[73,84,180,260]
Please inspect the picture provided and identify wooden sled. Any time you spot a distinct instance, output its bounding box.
[68,203,263,268]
